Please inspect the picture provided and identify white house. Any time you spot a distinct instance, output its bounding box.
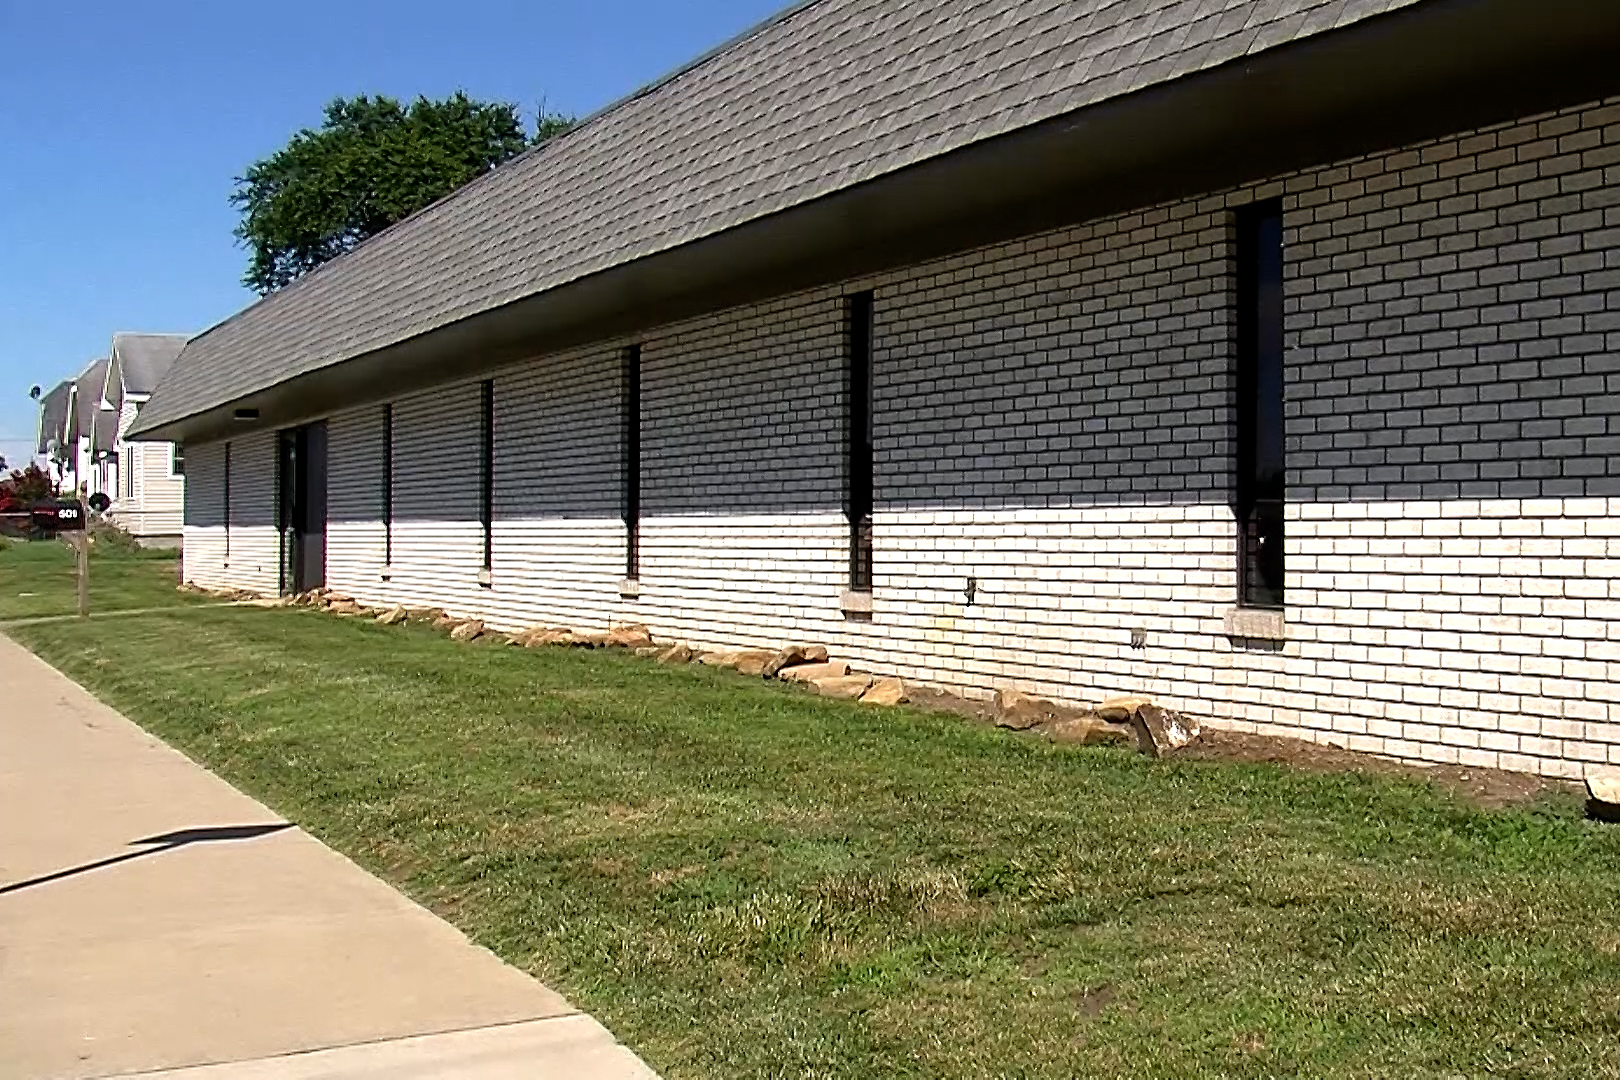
[131,0,1620,779]
[90,333,189,545]
[51,358,108,497]
[32,380,72,481]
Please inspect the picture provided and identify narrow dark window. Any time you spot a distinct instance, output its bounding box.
[622,344,641,581]
[170,444,185,477]
[1236,200,1285,609]
[381,403,394,566]
[847,291,875,594]
[223,441,232,562]
[479,380,494,574]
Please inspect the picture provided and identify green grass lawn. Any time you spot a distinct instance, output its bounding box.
[0,539,200,621]
[5,546,1620,1077]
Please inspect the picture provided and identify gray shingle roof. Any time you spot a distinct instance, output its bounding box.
[69,359,109,443]
[112,332,189,396]
[35,382,71,455]
[93,398,120,456]
[138,0,1420,433]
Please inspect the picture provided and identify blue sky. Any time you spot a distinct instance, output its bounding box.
[0,0,785,470]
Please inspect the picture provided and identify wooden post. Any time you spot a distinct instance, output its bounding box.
[74,532,89,618]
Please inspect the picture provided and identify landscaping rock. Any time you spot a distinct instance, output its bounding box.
[606,624,654,649]
[431,614,461,631]
[780,661,849,683]
[574,631,612,648]
[698,651,740,667]
[860,678,908,706]
[993,689,1060,731]
[327,600,364,616]
[1095,695,1152,723]
[634,645,663,658]
[1129,703,1201,758]
[763,645,830,677]
[449,620,485,643]
[528,629,575,647]
[1047,715,1134,747]
[812,674,873,699]
[656,643,695,665]
[1588,772,1620,822]
[406,607,446,624]
[731,650,780,677]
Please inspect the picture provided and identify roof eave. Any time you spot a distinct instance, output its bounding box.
[129,0,1620,443]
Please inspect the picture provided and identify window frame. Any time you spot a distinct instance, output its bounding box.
[170,443,185,478]
[1234,198,1286,611]
[846,291,875,595]
[223,441,232,562]
[622,344,641,582]
[479,380,494,576]
[381,403,394,567]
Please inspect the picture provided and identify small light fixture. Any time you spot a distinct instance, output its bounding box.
[233,407,259,421]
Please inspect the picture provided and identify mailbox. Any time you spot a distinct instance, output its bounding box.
[31,499,86,534]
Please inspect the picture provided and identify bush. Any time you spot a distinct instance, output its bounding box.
[87,518,143,555]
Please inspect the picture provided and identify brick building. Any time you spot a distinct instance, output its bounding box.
[132,0,1620,778]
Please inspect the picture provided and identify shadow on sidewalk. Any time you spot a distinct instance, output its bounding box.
[0,823,293,897]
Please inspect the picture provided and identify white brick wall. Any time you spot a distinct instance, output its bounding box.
[177,95,1620,778]
[182,433,278,595]
[180,441,228,590]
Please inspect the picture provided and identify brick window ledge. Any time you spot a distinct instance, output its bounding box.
[1224,606,1286,641]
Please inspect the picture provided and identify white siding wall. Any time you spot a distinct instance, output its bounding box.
[117,399,140,504]
[109,399,185,540]
[189,95,1620,778]
[130,442,184,538]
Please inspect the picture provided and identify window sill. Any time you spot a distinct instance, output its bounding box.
[618,577,641,599]
[841,589,873,617]
[1224,606,1286,641]
[380,565,392,582]
[477,568,493,589]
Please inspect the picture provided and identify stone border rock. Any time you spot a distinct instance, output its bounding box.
[1589,772,1620,823]
[992,688,1201,756]
[200,589,1203,758]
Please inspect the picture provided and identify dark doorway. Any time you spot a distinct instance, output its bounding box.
[278,422,327,594]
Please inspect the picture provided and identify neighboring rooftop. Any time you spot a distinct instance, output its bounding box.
[135,0,1424,435]
[69,359,109,443]
[34,382,71,455]
[112,333,190,396]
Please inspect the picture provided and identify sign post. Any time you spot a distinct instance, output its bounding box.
[30,499,88,617]
[74,532,89,618]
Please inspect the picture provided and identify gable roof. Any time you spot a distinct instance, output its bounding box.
[135,0,1426,436]
[112,333,189,396]
[34,381,72,455]
[69,359,109,444]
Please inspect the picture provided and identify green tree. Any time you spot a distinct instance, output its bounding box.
[233,93,572,294]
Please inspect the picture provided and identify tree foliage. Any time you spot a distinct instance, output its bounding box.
[0,463,56,511]
[233,93,572,294]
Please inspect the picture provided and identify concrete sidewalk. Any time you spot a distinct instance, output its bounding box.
[0,634,657,1080]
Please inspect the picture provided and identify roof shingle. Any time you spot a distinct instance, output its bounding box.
[138,0,1420,432]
